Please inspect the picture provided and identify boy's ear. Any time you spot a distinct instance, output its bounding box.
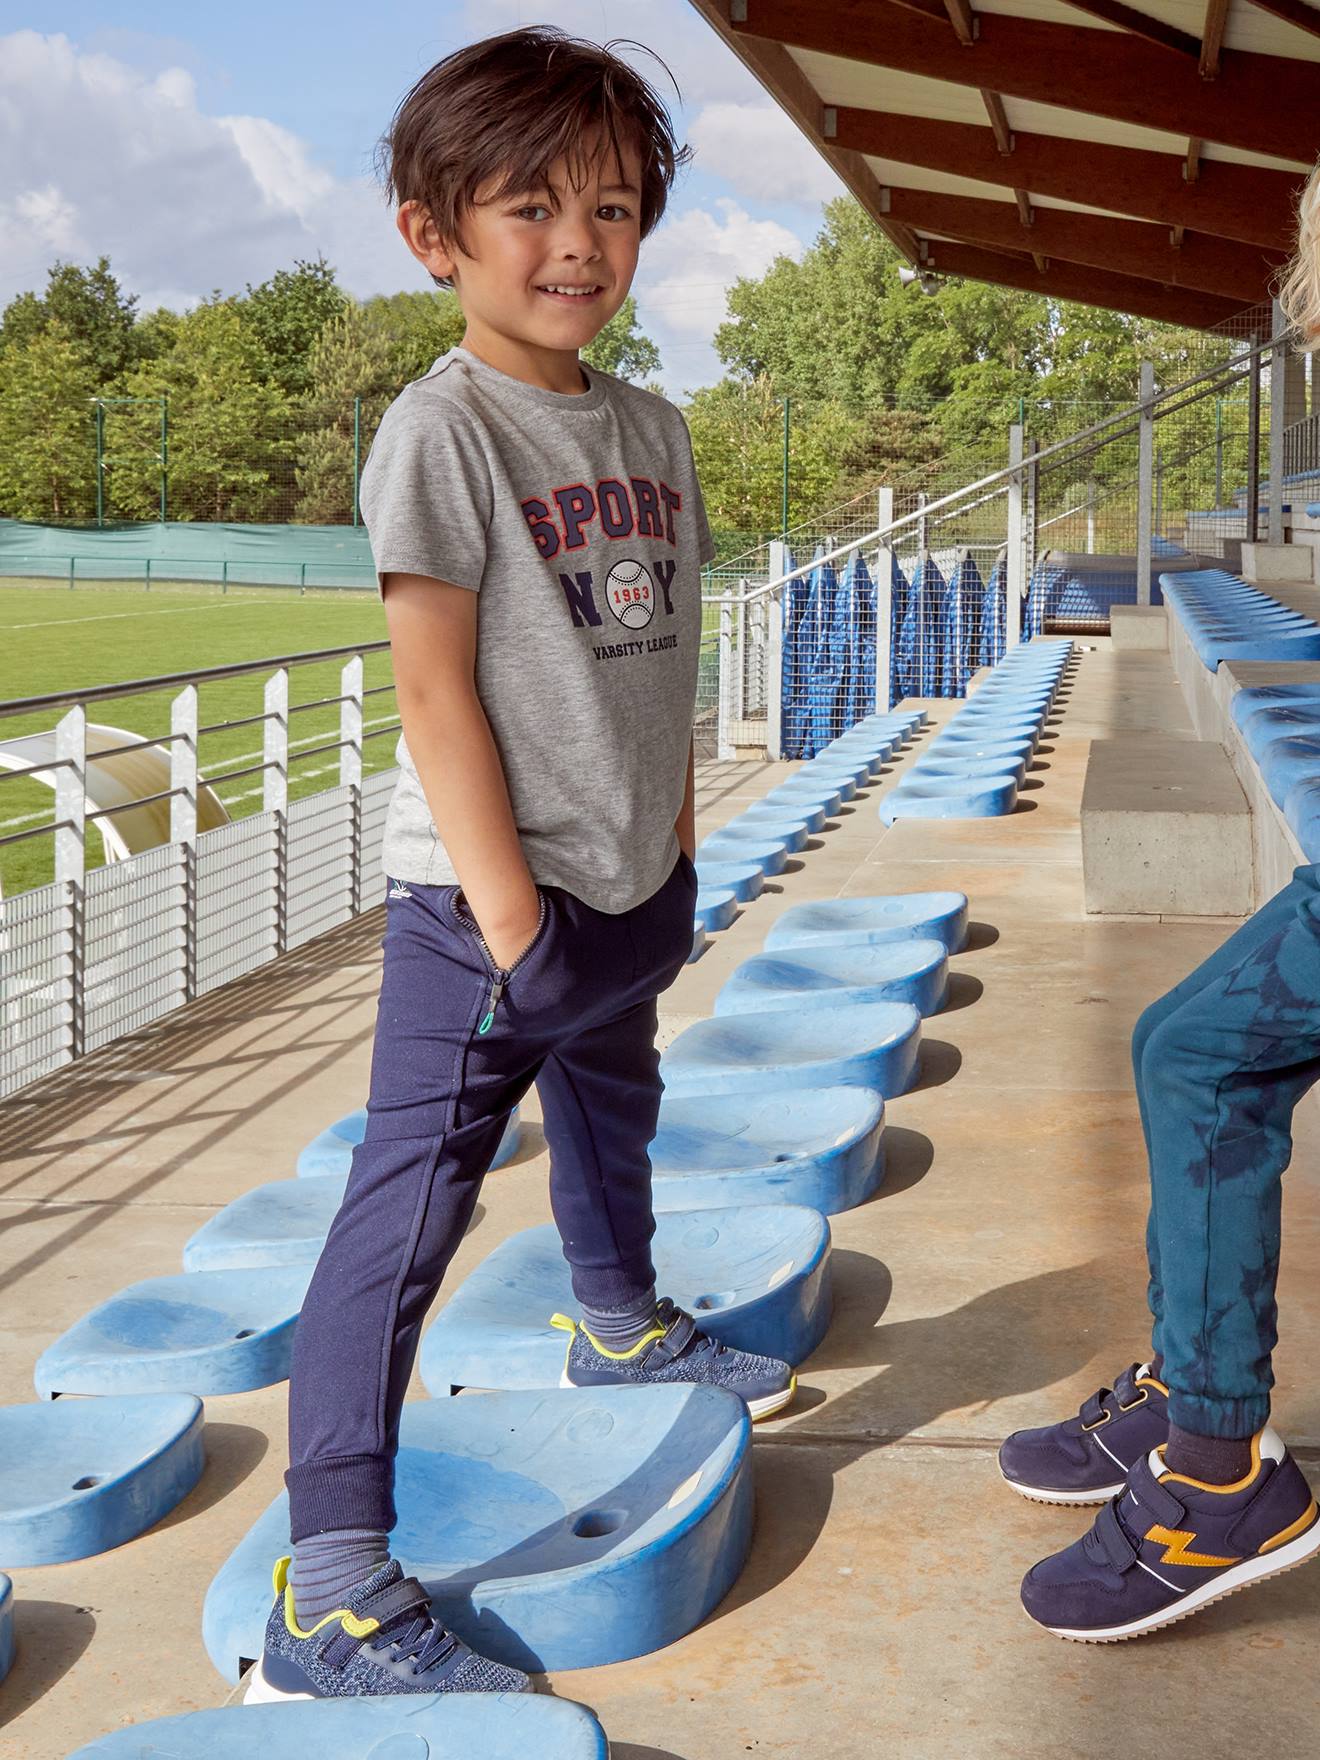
[397,201,459,283]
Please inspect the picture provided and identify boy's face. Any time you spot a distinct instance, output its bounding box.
[400,131,643,357]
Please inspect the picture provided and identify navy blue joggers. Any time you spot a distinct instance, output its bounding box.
[285,853,698,1538]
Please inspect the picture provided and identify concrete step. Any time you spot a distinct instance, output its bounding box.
[1081,736,1252,915]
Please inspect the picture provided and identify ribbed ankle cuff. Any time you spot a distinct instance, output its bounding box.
[1166,1389,1269,1443]
[285,1452,395,1541]
[568,1252,656,1313]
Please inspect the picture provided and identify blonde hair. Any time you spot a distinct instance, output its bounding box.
[1279,161,1320,351]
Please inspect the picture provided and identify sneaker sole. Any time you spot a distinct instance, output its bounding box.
[1036,1513,1320,1642]
[560,1368,797,1420]
[244,1660,314,1704]
[999,1466,1123,1507]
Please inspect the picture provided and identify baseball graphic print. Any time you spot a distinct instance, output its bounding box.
[605,558,655,629]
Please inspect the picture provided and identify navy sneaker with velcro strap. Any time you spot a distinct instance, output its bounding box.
[554,1295,796,1420]
[999,1361,1169,1504]
[1019,1425,1320,1641]
[246,1556,531,1700]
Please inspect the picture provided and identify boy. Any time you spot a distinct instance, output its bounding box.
[246,27,793,1703]
[998,161,1320,1642]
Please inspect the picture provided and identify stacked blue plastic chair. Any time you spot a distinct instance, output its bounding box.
[879,639,1073,823]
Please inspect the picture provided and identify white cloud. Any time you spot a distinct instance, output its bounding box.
[636,198,804,393]
[689,102,843,208]
[0,30,411,314]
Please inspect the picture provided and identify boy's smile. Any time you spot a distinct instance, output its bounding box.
[398,128,643,395]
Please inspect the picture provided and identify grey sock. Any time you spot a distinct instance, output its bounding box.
[579,1286,660,1353]
[290,1528,390,1625]
[1164,1424,1254,1485]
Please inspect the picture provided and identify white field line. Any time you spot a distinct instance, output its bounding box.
[7,600,305,631]
[0,711,400,833]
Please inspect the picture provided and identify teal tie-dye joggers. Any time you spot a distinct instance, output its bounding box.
[1135,863,1320,1440]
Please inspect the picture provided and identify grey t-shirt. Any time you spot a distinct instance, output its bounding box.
[361,345,713,914]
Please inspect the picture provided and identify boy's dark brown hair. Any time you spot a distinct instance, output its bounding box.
[382,27,691,289]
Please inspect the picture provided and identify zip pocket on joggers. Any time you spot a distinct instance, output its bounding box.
[451,889,548,1036]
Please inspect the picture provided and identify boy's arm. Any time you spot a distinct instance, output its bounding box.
[676,736,696,861]
[382,573,541,970]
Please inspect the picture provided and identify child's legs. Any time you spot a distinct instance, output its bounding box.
[1137,865,1320,1436]
[539,995,663,1309]
[537,855,698,1310]
[1131,873,1317,1350]
[285,883,544,1540]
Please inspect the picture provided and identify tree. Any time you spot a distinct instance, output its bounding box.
[296,305,399,522]
[584,295,661,381]
[0,257,139,383]
[241,258,348,398]
[117,300,294,522]
[359,290,466,384]
[0,321,99,521]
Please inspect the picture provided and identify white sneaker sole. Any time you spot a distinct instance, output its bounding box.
[1000,1466,1123,1506]
[560,1369,797,1421]
[243,1660,314,1704]
[1039,1514,1320,1642]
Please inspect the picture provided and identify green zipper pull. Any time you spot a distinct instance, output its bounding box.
[477,976,506,1036]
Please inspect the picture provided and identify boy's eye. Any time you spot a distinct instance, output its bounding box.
[598,205,632,221]
[515,205,552,221]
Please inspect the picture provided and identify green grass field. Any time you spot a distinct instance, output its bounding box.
[0,577,394,896]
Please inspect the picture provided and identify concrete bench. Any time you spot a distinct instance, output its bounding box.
[1081,737,1252,916]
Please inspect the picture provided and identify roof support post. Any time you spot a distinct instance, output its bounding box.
[1006,424,1026,648]
[1137,361,1155,606]
[766,540,787,759]
[875,486,895,711]
[1268,297,1287,547]
[54,706,86,1063]
[170,685,199,1003]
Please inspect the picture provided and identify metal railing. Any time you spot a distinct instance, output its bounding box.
[1,643,398,1095]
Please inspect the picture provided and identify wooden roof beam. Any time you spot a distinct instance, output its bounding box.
[1200,0,1230,74]
[831,105,1298,248]
[881,184,1281,298]
[1244,0,1320,39]
[731,0,1320,161]
[918,238,1250,326]
[1055,0,1201,54]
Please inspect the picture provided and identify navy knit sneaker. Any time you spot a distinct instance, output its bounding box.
[1020,1426,1320,1642]
[245,1556,531,1700]
[553,1297,796,1420]
[999,1362,1169,1504]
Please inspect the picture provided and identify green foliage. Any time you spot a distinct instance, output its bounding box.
[296,305,399,522]
[116,301,295,522]
[584,295,662,381]
[0,320,100,521]
[0,257,140,384]
[358,290,466,385]
[240,258,348,398]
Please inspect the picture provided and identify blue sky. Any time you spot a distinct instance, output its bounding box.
[0,2,846,391]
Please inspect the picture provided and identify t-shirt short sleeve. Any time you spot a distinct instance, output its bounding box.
[360,390,493,595]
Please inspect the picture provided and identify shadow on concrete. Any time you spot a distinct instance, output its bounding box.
[876,1127,935,1199]
[1012,798,1040,814]
[961,922,1000,953]
[612,1746,692,1760]
[0,1599,96,1729]
[941,973,984,1013]
[154,1422,270,1531]
[706,1258,1111,1625]
[910,1039,962,1090]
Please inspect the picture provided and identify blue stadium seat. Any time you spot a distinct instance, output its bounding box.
[203,1384,753,1677]
[35,1266,314,1397]
[688,924,707,963]
[650,1087,885,1214]
[880,772,1020,824]
[696,833,789,875]
[1161,569,1320,669]
[763,779,845,815]
[719,814,810,852]
[0,1394,204,1564]
[716,937,948,1019]
[66,1690,610,1759]
[694,858,766,903]
[766,891,969,954]
[184,1176,347,1271]
[660,1001,921,1099]
[693,887,738,932]
[299,1107,520,1179]
[735,798,828,834]
[0,1575,10,1687]
[417,1204,831,1395]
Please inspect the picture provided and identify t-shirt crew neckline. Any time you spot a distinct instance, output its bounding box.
[451,344,609,412]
